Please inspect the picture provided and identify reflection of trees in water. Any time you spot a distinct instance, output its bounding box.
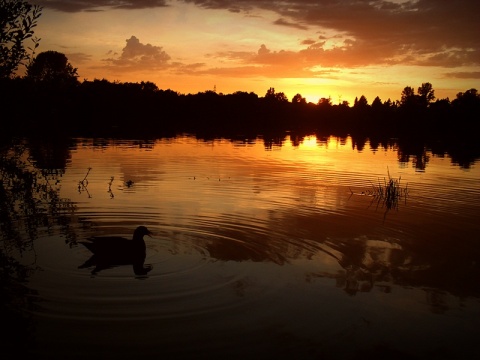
[304,235,480,308]
[0,139,77,248]
[0,250,39,354]
[0,138,79,352]
[194,186,478,303]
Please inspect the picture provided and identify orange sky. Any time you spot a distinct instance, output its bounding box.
[29,0,479,104]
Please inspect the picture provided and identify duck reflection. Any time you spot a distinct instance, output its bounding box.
[78,226,152,276]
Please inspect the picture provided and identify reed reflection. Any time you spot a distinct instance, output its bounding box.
[0,137,78,248]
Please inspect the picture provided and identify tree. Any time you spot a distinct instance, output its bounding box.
[371,96,382,110]
[353,95,369,108]
[292,93,306,105]
[317,96,332,107]
[25,50,78,86]
[265,87,276,99]
[263,87,288,103]
[275,91,288,103]
[452,88,480,112]
[400,86,415,105]
[140,81,158,92]
[453,88,479,104]
[417,82,435,106]
[0,0,42,78]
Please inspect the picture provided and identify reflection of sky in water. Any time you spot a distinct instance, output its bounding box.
[10,135,479,359]
[57,135,479,276]
[64,135,480,224]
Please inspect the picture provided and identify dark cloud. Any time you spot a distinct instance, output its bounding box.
[33,1,168,12]
[444,72,480,79]
[301,39,316,46]
[184,0,480,67]
[273,18,309,30]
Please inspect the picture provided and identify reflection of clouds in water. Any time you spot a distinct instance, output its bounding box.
[53,136,480,300]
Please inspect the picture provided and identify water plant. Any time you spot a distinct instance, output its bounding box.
[349,167,408,211]
[370,168,408,210]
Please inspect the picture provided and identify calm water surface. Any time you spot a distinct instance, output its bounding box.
[2,135,480,359]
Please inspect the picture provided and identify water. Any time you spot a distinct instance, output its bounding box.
[2,134,480,359]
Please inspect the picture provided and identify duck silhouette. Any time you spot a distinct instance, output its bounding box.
[78,226,153,276]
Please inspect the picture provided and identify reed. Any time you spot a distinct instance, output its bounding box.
[370,168,408,210]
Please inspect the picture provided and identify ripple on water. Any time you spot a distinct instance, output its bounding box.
[27,218,291,323]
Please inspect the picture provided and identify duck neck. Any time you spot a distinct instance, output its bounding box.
[132,234,144,242]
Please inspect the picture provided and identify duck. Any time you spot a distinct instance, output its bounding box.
[78,226,153,276]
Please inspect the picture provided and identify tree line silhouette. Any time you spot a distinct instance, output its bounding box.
[1,74,479,138]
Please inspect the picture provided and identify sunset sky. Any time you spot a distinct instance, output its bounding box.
[29,0,479,104]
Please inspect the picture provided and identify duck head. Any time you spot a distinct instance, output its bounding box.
[133,226,152,240]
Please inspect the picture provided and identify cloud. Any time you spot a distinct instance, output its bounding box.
[444,71,480,79]
[273,18,308,30]
[33,1,168,12]
[184,0,480,68]
[37,0,480,71]
[207,39,401,78]
[103,36,171,71]
[202,44,342,78]
[65,52,92,65]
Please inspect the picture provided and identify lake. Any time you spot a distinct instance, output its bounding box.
[2,134,480,359]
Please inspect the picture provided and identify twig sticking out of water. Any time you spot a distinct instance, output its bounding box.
[80,167,91,185]
[108,176,114,198]
[78,167,92,197]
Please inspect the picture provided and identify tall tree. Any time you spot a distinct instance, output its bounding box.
[265,87,276,99]
[0,0,42,78]
[371,96,382,110]
[417,82,435,106]
[353,95,369,108]
[400,86,416,107]
[25,50,78,86]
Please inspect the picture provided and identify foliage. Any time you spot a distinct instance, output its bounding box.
[353,95,368,108]
[0,137,80,259]
[25,50,79,86]
[264,87,288,103]
[0,0,42,79]
[399,82,435,109]
[418,82,435,105]
[292,93,306,104]
[317,96,332,107]
[400,86,415,106]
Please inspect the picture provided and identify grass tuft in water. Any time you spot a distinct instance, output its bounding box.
[370,168,408,210]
